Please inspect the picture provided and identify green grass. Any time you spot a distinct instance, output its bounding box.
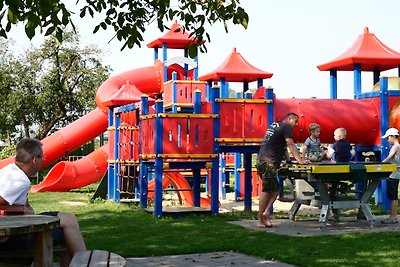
[29,191,400,267]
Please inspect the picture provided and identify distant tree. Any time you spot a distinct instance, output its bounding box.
[0,31,111,140]
[0,39,19,141]
[0,0,248,55]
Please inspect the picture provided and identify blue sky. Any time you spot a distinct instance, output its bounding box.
[9,0,400,99]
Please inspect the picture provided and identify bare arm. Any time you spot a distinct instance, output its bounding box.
[383,145,399,163]
[287,138,309,164]
[0,196,35,215]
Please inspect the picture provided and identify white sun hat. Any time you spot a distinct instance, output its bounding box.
[382,128,399,139]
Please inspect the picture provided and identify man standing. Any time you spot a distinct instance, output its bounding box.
[0,138,86,266]
[256,113,309,228]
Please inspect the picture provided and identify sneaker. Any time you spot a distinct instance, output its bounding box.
[381,218,398,224]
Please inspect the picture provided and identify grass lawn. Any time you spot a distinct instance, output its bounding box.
[29,190,400,267]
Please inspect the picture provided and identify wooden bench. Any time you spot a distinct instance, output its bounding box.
[70,250,126,267]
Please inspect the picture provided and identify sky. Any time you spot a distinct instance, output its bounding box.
[8,0,400,99]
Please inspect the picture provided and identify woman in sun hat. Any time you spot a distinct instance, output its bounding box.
[381,127,400,224]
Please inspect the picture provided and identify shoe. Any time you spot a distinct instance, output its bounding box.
[381,218,398,224]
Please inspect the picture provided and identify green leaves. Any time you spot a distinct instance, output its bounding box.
[0,0,249,52]
[80,0,248,51]
[0,1,71,44]
[25,13,40,39]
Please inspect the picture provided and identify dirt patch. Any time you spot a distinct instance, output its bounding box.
[59,201,86,206]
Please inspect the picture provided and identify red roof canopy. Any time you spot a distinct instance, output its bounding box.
[102,83,155,107]
[147,21,204,49]
[198,48,273,82]
[318,27,400,71]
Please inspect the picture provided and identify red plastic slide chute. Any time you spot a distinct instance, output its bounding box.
[31,145,108,192]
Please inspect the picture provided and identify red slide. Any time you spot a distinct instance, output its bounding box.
[163,172,214,208]
[0,61,164,192]
[31,145,108,192]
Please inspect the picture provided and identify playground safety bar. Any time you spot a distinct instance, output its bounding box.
[215,98,273,103]
[163,79,206,85]
[140,154,217,159]
[140,113,218,119]
[164,103,194,108]
[215,138,263,143]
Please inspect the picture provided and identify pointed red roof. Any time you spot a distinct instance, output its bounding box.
[147,21,204,49]
[318,27,400,71]
[198,48,273,82]
[102,83,155,107]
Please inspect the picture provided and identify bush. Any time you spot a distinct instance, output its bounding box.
[0,145,15,159]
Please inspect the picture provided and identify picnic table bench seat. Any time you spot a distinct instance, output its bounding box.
[70,250,126,267]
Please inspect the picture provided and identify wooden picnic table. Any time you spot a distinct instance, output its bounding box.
[0,215,60,267]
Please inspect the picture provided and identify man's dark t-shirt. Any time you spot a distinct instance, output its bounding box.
[257,121,293,164]
[334,139,352,162]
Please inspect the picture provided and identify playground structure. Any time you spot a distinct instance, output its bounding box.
[2,24,400,217]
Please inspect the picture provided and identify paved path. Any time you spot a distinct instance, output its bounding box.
[125,251,295,267]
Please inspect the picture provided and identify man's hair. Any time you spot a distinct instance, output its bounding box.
[285,112,299,120]
[15,138,43,164]
[309,123,320,134]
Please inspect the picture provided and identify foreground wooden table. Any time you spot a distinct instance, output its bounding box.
[0,215,60,267]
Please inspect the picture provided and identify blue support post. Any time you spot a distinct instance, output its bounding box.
[373,68,380,85]
[194,55,199,80]
[266,86,274,214]
[266,87,274,125]
[379,76,390,210]
[172,72,178,113]
[194,89,202,114]
[162,43,168,83]
[193,168,201,207]
[184,49,188,80]
[206,81,212,102]
[243,81,249,94]
[107,107,115,200]
[154,48,159,61]
[210,85,220,214]
[220,155,227,200]
[234,91,242,200]
[353,64,362,98]
[154,99,164,217]
[234,153,241,200]
[220,77,228,98]
[257,78,263,88]
[139,95,149,208]
[330,69,337,99]
[243,153,252,212]
[113,110,121,202]
[244,91,253,211]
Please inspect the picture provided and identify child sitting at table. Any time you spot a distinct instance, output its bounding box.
[328,127,355,163]
[302,123,327,162]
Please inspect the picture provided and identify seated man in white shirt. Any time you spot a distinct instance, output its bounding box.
[0,138,86,267]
